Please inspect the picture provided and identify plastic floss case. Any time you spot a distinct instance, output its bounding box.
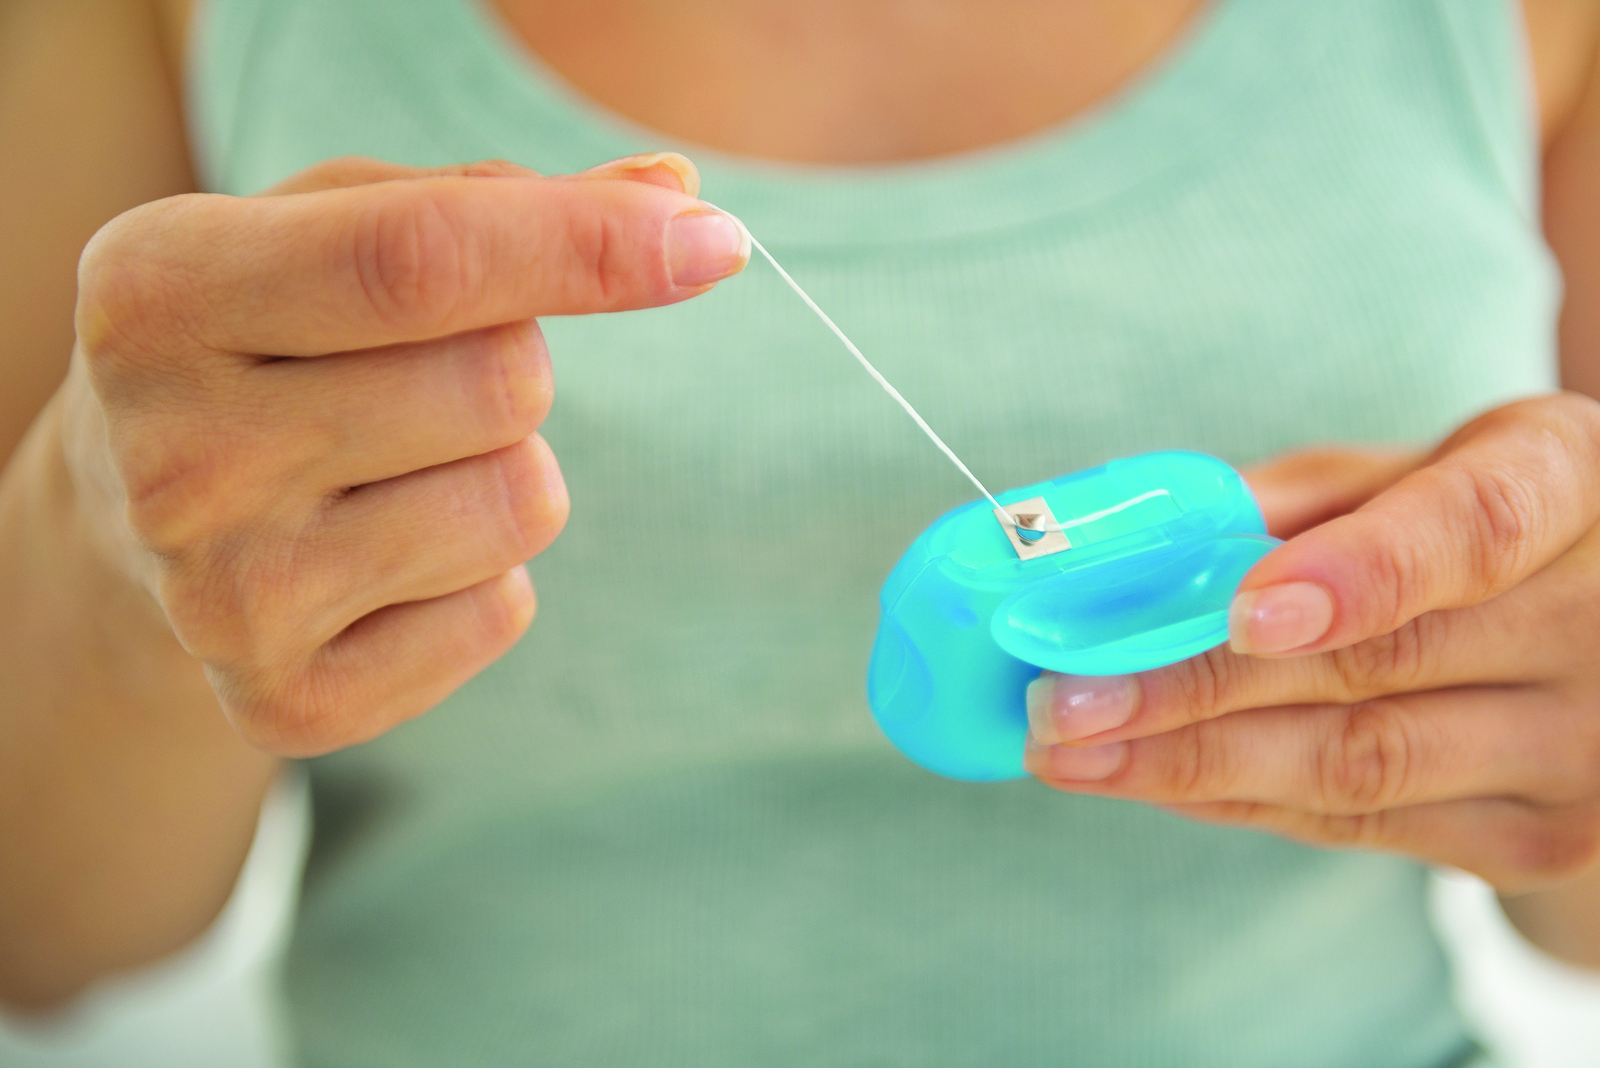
[867,450,1280,782]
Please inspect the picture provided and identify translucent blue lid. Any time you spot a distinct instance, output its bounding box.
[990,530,1279,675]
[868,451,1280,780]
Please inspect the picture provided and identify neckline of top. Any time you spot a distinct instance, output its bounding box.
[430,0,1323,249]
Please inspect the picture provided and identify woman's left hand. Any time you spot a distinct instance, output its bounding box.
[1025,392,1600,894]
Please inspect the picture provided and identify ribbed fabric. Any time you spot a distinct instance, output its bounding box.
[192,2,1555,1064]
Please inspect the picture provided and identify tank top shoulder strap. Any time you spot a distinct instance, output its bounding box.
[1429,0,1541,216]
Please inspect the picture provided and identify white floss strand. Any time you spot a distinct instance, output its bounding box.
[1052,489,1171,530]
[740,227,1007,516]
[735,217,1153,539]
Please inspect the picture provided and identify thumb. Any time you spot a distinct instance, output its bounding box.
[1229,395,1600,657]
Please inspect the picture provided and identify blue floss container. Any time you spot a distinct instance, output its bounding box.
[866,450,1280,781]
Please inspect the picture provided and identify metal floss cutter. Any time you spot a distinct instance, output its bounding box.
[866,450,1281,782]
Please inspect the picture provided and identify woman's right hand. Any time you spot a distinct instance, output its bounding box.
[57,152,746,755]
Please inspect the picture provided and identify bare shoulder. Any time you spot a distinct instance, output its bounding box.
[1521,0,1600,148]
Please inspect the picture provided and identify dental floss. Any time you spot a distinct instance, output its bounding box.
[738,217,1169,548]
[740,229,1009,517]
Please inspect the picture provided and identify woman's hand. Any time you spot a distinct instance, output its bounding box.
[58,151,747,756]
[1025,393,1600,896]
[0,151,744,1005]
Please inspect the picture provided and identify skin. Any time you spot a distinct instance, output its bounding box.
[490,0,1212,164]
[0,0,1597,1010]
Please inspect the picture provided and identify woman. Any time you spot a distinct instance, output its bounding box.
[3,0,1599,1063]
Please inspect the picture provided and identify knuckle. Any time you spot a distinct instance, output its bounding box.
[121,446,227,554]
[156,535,314,669]
[466,322,554,444]
[1359,531,1426,636]
[157,570,246,665]
[219,572,539,758]
[490,439,568,561]
[1160,721,1233,798]
[471,571,539,651]
[75,199,204,366]
[220,667,361,757]
[1317,702,1416,812]
[119,431,267,556]
[346,188,478,333]
[1165,646,1238,725]
[1328,616,1432,696]
[563,206,627,310]
[1458,462,1541,596]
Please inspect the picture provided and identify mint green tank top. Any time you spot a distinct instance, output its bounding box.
[193,2,1557,1064]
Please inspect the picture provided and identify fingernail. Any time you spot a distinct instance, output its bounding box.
[667,209,749,287]
[1026,673,1137,744]
[581,152,701,196]
[1229,581,1334,654]
[1024,737,1128,782]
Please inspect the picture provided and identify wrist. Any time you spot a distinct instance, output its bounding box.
[0,385,239,742]
[0,387,278,1008]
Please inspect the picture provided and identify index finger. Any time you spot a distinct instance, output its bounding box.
[1228,393,1600,656]
[81,173,748,357]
